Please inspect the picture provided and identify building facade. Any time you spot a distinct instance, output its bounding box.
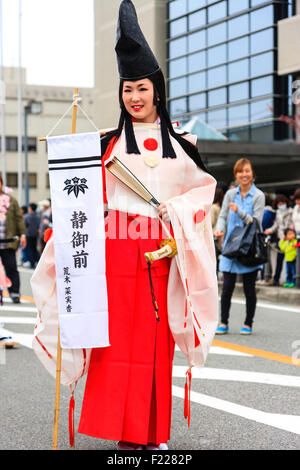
[166,0,300,191]
[167,0,295,142]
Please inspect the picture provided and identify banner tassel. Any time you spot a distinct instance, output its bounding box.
[184,367,192,427]
[69,387,75,448]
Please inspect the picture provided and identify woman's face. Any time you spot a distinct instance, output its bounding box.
[235,163,253,187]
[122,79,158,123]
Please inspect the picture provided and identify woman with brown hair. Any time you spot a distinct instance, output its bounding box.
[214,158,265,335]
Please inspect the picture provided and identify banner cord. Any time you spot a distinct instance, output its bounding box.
[46,94,99,139]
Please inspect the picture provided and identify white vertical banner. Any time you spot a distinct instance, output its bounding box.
[47,132,110,349]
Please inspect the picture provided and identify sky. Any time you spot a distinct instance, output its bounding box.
[1,0,95,88]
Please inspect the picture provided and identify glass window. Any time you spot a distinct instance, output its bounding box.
[250,5,273,32]
[208,65,226,88]
[170,17,187,37]
[188,30,206,52]
[207,44,226,68]
[170,97,187,116]
[208,2,227,23]
[250,28,273,54]
[188,51,206,73]
[228,0,249,15]
[169,57,187,78]
[189,71,206,93]
[188,0,206,12]
[228,37,249,61]
[251,75,273,97]
[250,52,273,77]
[207,22,226,46]
[189,93,206,112]
[228,59,249,82]
[169,36,187,58]
[189,10,206,30]
[169,77,187,98]
[228,103,249,126]
[208,108,227,129]
[250,99,272,121]
[6,137,18,151]
[208,87,227,107]
[7,173,18,187]
[228,14,249,39]
[169,0,187,20]
[229,82,249,102]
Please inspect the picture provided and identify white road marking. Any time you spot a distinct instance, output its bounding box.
[0,316,36,324]
[175,344,253,357]
[229,297,300,314]
[172,385,300,435]
[173,365,300,387]
[0,305,37,313]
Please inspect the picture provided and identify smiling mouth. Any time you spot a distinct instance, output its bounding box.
[132,105,144,111]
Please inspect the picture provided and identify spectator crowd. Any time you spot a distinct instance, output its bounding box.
[213,179,300,290]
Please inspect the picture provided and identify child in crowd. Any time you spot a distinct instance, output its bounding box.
[279,228,298,287]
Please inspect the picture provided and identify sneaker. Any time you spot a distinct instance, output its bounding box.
[10,293,20,304]
[117,441,144,450]
[0,335,19,349]
[240,326,252,335]
[146,443,168,450]
[215,325,229,335]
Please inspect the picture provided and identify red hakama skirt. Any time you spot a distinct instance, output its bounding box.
[78,210,175,445]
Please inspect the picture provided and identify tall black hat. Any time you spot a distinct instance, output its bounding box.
[110,0,209,172]
[115,0,160,80]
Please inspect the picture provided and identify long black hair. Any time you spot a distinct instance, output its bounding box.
[105,69,209,173]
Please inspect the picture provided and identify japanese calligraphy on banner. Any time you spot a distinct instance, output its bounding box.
[47,132,110,349]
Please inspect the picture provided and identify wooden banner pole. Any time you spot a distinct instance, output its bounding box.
[52,88,79,450]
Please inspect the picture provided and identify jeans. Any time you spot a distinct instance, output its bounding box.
[221,270,258,328]
[286,261,296,285]
[26,236,40,268]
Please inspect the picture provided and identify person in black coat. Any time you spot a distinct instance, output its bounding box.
[24,203,41,269]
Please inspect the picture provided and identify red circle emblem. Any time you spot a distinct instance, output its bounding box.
[143,138,158,151]
[194,209,206,224]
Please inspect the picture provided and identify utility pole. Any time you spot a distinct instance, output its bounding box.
[0,0,6,187]
[17,0,23,205]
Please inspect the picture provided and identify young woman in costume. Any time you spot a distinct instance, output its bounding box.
[77,0,218,450]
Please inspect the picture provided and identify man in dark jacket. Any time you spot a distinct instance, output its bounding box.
[0,174,26,303]
[24,203,41,268]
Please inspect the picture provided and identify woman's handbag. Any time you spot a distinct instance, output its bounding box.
[237,219,268,267]
[222,219,268,266]
[222,222,255,259]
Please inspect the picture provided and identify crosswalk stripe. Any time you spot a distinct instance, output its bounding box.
[172,365,300,387]
[172,385,300,436]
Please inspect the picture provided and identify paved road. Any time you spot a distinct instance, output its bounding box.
[0,267,300,450]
